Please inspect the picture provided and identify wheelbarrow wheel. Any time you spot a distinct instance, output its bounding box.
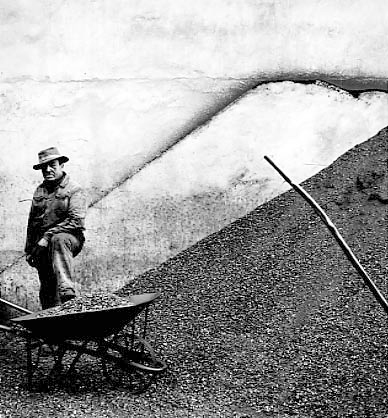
[101,355,153,394]
[127,336,167,373]
[101,334,166,392]
[104,331,167,373]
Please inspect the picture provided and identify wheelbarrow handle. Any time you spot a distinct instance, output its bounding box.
[0,324,13,333]
[0,297,33,315]
[264,155,388,316]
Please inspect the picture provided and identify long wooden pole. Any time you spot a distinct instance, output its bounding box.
[264,155,388,315]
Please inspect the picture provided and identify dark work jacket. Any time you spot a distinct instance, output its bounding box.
[25,173,88,254]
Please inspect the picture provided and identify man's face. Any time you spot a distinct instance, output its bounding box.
[41,159,64,182]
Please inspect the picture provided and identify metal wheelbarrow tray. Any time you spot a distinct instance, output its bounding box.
[1,292,167,392]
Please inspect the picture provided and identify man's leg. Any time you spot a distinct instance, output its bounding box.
[35,250,60,309]
[50,233,83,303]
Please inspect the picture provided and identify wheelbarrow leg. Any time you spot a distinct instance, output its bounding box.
[47,345,67,384]
[66,340,88,376]
[26,336,43,389]
[26,336,33,389]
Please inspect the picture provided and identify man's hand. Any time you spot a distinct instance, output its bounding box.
[29,238,49,266]
[26,254,36,268]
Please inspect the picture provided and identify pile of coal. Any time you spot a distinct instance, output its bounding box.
[33,292,134,318]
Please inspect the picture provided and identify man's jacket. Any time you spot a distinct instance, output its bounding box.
[25,173,88,254]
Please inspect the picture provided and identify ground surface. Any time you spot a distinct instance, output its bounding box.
[0,127,387,417]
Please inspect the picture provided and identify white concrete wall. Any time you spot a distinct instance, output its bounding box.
[0,0,387,309]
[1,0,387,80]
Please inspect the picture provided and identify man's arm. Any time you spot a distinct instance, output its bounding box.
[42,188,88,241]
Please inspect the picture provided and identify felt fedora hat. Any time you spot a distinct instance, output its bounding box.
[33,147,69,170]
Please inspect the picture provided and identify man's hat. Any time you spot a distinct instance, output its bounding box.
[33,147,69,170]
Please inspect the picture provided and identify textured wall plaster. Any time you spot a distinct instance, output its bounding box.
[0,0,387,80]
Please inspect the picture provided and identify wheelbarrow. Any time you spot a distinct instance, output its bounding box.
[0,292,167,393]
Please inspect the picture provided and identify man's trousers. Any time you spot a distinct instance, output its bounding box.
[35,233,83,309]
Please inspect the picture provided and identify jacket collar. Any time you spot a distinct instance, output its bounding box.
[58,172,69,188]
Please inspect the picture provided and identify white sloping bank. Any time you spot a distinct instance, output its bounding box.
[79,82,388,290]
[2,81,387,309]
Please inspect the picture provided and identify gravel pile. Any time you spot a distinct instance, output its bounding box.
[31,293,135,319]
[0,127,387,417]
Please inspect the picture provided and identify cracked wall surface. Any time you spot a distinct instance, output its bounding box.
[0,0,387,309]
